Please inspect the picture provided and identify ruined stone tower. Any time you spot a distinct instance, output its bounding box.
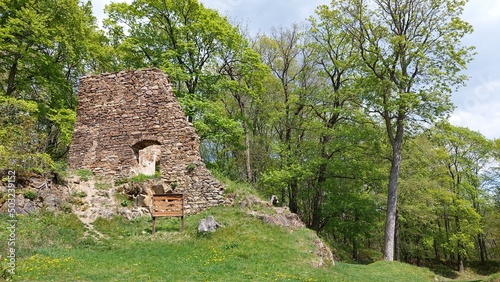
[68,68,224,213]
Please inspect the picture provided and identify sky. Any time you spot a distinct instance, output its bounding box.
[91,0,500,140]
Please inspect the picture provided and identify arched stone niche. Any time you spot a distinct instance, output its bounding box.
[131,140,161,176]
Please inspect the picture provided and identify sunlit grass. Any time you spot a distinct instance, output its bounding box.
[0,205,493,281]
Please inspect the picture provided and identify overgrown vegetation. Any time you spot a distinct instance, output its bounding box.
[1,206,488,281]
[130,172,161,183]
[75,169,93,182]
[114,192,131,208]
[113,173,161,187]
[94,181,112,190]
[22,190,37,200]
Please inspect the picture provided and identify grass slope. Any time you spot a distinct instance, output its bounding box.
[0,204,486,281]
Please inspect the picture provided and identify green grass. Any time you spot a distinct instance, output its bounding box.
[113,173,161,187]
[22,190,37,200]
[0,205,496,281]
[130,172,161,183]
[94,181,113,190]
[75,169,93,182]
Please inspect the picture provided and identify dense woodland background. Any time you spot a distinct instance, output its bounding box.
[1,0,500,272]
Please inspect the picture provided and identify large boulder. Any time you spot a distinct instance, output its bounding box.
[197,216,222,233]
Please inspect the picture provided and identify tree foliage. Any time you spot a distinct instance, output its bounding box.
[0,0,106,174]
[325,0,474,261]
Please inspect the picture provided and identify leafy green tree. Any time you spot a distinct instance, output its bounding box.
[0,0,103,106]
[105,0,241,117]
[0,0,109,173]
[308,3,367,231]
[398,134,452,263]
[429,122,492,271]
[255,21,388,256]
[254,24,312,213]
[330,0,474,261]
[215,36,270,182]
[104,0,267,179]
[0,96,52,173]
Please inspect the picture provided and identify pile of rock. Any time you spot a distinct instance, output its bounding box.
[239,195,305,230]
[0,177,69,215]
[238,194,335,267]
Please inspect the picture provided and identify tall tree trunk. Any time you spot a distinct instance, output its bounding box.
[352,238,359,261]
[352,213,360,261]
[383,125,403,261]
[458,252,465,273]
[244,126,252,182]
[395,211,400,261]
[7,58,19,96]
[456,216,465,273]
[434,238,440,260]
[288,180,298,214]
[310,163,327,231]
[481,234,488,261]
[435,217,442,260]
[478,233,488,263]
[281,187,287,209]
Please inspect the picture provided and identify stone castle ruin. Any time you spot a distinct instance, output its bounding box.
[68,68,224,213]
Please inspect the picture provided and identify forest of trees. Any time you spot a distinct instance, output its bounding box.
[1,0,499,271]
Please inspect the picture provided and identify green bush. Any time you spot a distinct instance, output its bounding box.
[52,161,69,181]
[130,172,160,183]
[71,191,87,198]
[23,190,37,200]
[114,177,128,186]
[114,193,131,207]
[60,203,73,213]
[186,162,196,172]
[75,169,93,182]
[95,181,112,190]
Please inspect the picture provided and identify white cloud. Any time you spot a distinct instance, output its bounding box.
[450,109,500,140]
[450,75,500,139]
[463,0,500,26]
[450,0,500,139]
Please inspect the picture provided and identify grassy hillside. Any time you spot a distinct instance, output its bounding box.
[0,204,461,282]
[1,179,498,282]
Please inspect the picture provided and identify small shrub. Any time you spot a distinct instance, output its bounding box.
[68,197,85,206]
[23,190,37,200]
[114,193,130,207]
[52,161,69,182]
[114,177,128,186]
[130,173,149,183]
[95,181,112,190]
[130,172,160,183]
[72,191,87,198]
[171,182,178,190]
[121,200,130,207]
[60,203,73,213]
[186,162,196,172]
[75,169,93,182]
